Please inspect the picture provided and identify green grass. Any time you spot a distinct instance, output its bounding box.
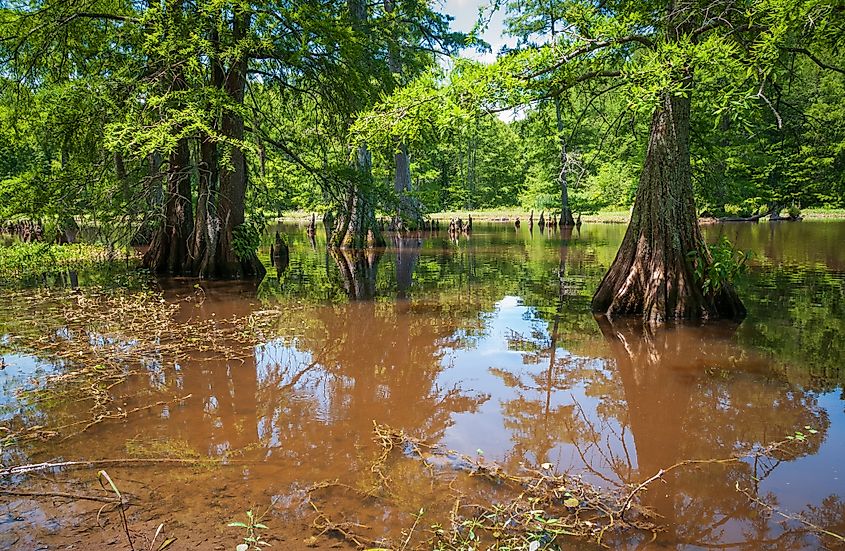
[429,208,633,223]
[802,208,845,219]
[0,242,128,281]
[276,206,845,224]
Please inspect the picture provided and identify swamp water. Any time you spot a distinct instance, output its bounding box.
[1,221,844,550]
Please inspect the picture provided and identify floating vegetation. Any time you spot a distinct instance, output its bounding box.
[0,287,295,451]
[303,423,842,550]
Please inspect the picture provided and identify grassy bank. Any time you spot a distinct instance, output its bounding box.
[276,207,845,224]
[426,208,634,223]
[0,242,137,283]
[803,208,845,219]
[275,209,633,223]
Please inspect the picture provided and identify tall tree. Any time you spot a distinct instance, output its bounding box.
[355,0,844,321]
[504,0,576,225]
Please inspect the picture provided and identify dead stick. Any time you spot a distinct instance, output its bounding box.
[0,489,121,504]
[1,457,257,477]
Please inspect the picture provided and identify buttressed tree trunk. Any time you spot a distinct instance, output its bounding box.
[331,145,386,249]
[330,0,386,250]
[188,134,215,274]
[591,91,745,322]
[143,138,194,273]
[207,9,265,279]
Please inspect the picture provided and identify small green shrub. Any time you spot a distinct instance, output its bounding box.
[228,510,271,551]
[723,203,747,217]
[688,237,751,296]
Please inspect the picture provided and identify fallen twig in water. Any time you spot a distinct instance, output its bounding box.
[0,489,122,504]
[735,482,845,545]
[306,423,844,550]
[0,456,256,477]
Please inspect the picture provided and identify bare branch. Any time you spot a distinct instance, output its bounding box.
[780,47,845,75]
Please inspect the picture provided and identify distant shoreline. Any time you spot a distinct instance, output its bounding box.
[274,208,845,224]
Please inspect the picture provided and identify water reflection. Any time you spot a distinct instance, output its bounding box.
[596,319,829,546]
[330,248,383,300]
[3,221,845,548]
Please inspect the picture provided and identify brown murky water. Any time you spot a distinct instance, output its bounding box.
[1,221,845,549]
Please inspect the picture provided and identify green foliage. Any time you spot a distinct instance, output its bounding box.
[688,238,752,296]
[232,220,265,261]
[228,510,271,551]
[0,243,125,282]
[0,0,843,244]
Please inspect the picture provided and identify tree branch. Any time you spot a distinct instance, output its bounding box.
[524,36,653,80]
[780,47,845,75]
[60,12,140,25]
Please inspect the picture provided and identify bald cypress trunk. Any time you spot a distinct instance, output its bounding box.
[188,134,215,274]
[331,145,386,249]
[555,97,575,227]
[201,10,263,279]
[591,92,745,322]
[394,142,413,220]
[143,138,193,273]
[143,8,263,279]
[329,0,386,250]
[385,0,416,225]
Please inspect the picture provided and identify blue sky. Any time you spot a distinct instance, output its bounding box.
[439,0,515,62]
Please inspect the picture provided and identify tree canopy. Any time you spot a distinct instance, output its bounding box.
[1,0,844,318]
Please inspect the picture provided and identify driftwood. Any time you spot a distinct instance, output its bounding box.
[711,203,803,223]
[769,213,804,222]
[717,208,772,222]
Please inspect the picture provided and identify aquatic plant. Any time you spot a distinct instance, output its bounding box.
[229,509,272,550]
[688,237,751,297]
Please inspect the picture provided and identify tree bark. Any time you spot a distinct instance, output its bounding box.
[591,91,745,322]
[188,18,223,276]
[555,97,576,227]
[143,138,194,273]
[394,142,414,221]
[204,10,264,279]
[188,134,216,274]
[331,145,386,249]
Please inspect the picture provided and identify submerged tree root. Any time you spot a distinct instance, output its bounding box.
[304,423,845,550]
